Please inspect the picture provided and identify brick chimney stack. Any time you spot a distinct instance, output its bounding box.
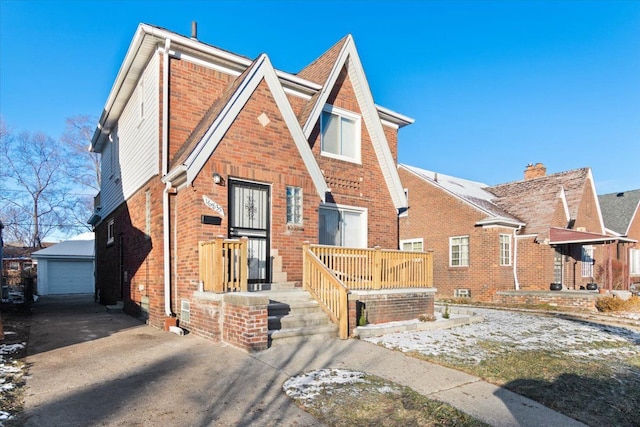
[524,163,547,180]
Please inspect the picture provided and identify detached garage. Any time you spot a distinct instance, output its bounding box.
[32,232,95,296]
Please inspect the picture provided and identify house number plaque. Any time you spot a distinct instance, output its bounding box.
[203,195,224,217]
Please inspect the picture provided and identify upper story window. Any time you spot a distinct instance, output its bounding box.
[286,186,303,226]
[400,238,423,252]
[107,219,115,245]
[320,105,361,163]
[499,234,511,266]
[449,236,469,267]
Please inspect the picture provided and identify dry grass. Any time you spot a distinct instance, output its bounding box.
[596,295,640,312]
[410,341,640,427]
[287,372,489,427]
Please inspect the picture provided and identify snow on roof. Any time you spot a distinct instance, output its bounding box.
[400,164,520,222]
[32,233,94,259]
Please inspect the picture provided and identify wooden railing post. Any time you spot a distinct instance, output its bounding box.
[213,236,224,293]
[239,237,249,292]
[302,241,310,288]
[373,246,382,289]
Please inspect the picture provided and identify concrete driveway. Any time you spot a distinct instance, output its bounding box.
[24,296,320,426]
[23,296,585,427]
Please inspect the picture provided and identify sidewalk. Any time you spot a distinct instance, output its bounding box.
[23,296,585,426]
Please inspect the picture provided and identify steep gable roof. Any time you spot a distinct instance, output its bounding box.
[164,54,329,201]
[487,168,593,235]
[399,164,523,226]
[296,36,350,128]
[599,189,640,236]
[301,35,408,210]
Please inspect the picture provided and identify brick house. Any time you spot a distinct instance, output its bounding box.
[599,189,640,290]
[399,162,626,301]
[89,24,432,350]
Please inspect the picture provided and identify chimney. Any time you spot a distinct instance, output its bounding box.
[524,163,546,180]
[191,21,198,40]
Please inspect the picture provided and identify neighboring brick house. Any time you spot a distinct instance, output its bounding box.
[1,245,39,287]
[88,24,418,344]
[399,162,623,301]
[599,189,640,289]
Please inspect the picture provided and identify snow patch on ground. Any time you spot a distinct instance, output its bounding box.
[365,308,640,365]
[283,369,366,402]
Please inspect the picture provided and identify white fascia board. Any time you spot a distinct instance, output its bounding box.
[558,187,571,223]
[184,54,328,201]
[375,104,415,128]
[302,36,353,139]
[587,169,606,234]
[347,52,406,210]
[91,23,321,153]
[475,217,526,228]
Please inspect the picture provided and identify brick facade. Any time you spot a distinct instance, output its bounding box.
[399,165,612,302]
[92,27,413,348]
[348,289,435,336]
[399,168,518,301]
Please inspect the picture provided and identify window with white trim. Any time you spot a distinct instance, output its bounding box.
[320,105,361,163]
[449,236,469,267]
[107,219,115,245]
[286,186,303,226]
[400,238,423,252]
[319,205,367,248]
[581,245,594,277]
[630,248,640,275]
[499,234,511,266]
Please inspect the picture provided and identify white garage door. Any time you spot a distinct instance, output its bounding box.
[48,260,94,294]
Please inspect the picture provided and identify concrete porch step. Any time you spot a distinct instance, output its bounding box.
[268,323,339,346]
[249,282,298,292]
[266,288,338,347]
[268,311,332,330]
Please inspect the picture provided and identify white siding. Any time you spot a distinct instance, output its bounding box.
[99,53,160,219]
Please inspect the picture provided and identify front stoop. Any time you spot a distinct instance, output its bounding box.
[266,288,338,346]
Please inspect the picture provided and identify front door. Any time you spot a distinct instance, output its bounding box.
[228,180,270,284]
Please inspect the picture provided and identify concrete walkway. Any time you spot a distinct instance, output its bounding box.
[23,296,586,426]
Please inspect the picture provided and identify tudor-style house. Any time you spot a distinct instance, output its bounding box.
[399,162,628,301]
[89,23,433,350]
[599,189,640,291]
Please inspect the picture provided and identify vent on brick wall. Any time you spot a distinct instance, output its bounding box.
[181,300,191,323]
[454,289,471,298]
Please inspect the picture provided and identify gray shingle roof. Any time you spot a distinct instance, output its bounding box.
[598,189,640,235]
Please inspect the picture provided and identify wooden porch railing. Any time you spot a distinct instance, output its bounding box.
[199,237,248,293]
[302,243,349,339]
[307,244,433,290]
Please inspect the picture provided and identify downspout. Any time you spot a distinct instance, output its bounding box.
[162,38,173,317]
[163,182,173,317]
[513,226,522,290]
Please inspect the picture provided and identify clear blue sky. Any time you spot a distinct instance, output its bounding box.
[1,0,639,193]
